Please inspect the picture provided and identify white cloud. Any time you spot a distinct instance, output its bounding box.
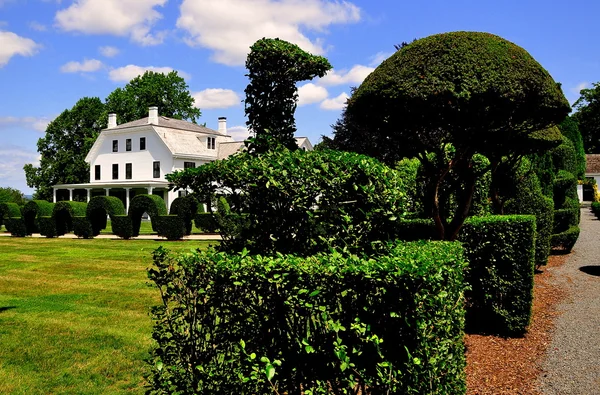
[297,83,328,106]
[99,45,119,57]
[0,116,52,132]
[177,0,361,66]
[0,145,40,192]
[55,0,168,46]
[571,82,589,95]
[0,30,40,67]
[60,58,104,73]
[108,64,190,83]
[320,92,349,110]
[193,89,241,109]
[369,51,392,67]
[318,65,374,86]
[227,125,250,141]
[29,21,47,31]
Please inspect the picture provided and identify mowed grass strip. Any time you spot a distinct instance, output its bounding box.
[0,237,214,394]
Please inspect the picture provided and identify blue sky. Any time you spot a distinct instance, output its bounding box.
[1,0,599,194]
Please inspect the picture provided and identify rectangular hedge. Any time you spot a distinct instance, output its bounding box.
[396,215,536,335]
[112,215,133,239]
[147,241,467,395]
[37,216,57,238]
[4,217,28,237]
[551,225,580,251]
[194,213,218,233]
[157,215,185,240]
[73,216,94,239]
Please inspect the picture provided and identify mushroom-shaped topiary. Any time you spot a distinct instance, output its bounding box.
[341,31,570,239]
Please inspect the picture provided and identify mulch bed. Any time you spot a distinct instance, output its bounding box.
[465,254,569,395]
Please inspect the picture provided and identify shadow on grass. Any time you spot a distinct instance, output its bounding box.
[579,266,600,277]
[0,306,16,313]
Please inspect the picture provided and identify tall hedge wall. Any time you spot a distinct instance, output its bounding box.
[86,196,126,236]
[147,241,467,394]
[128,194,167,237]
[22,200,54,234]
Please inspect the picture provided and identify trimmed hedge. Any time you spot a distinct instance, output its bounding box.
[0,202,21,229]
[553,170,578,209]
[37,216,57,238]
[53,201,87,236]
[169,196,198,235]
[147,241,467,394]
[86,196,126,236]
[591,201,600,219]
[112,215,133,239]
[157,215,185,240]
[554,208,580,232]
[194,213,218,233]
[22,200,54,234]
[73,216,94,239]
[396,215,536,335]
[128,194,168,237]
[4,217,28,237]
[551,226,580,251]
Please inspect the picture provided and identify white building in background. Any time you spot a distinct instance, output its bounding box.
[52,107,313,211]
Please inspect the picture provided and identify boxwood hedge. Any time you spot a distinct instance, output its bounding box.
[169,196,198,235]
[157,215,185,240]
[37,216,57,238]
[112,215,133,239]
[22,200,54,234]
[147,241,467,394]
[53,201,87,236]
[86,196,126,236]
[128,194,167,237]
[4,217,28,237]
[73,216,94,239]
[0,202,21,229]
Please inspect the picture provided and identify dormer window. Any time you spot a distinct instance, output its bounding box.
[207,137,216,150]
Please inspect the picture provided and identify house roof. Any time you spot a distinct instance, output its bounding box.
[218,141,245,160]
[586,154,600,174]
[110,115,227,135]
[154,126,221,158]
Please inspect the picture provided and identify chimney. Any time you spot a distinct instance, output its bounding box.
[108,113,117,129]
[218,117,227,134]
[148,106,159,125]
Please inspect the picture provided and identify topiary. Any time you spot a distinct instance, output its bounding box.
[86,196,126,236]
[52,201,87,236]
[169,195,198,236]
[128,194,167,237]
[22,200,54,234]
[0,202,21,229]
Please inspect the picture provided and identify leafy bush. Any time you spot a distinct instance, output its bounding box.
[396,215,536,335]
[86,196,126,236]
[157,215,185,240]
[551,226,580,252]
[112,215,133,239]
[551,135,578,178]
[4,217,28,237]
[52,201,87,236]
[558,116,586,179]
[554,208,580,232]
[128,194,167,237]
[37,216,57,238]
[147,241,467,394]
[169,196,198,235]
[591,201,600,218]
[168,149,407,256]
[0,202,21,228]
[194,213,218,233]
[553,170,578,209]
[22,200,54,234]
[73,216,94,239]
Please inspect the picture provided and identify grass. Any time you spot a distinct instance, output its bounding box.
[0,237,215,394]
[101,220,207,235]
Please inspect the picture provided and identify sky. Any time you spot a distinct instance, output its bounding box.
[1,0,599,194]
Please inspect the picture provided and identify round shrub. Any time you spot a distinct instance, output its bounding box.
[86,196,126,236]
[22,200,54,234]
[53,201,87,236]
[128,194,167,237]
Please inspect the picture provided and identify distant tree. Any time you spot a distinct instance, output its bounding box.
[0,187,27,206]
[336,31,570,240]
[104,71,201,125]
[573,82,600,153]
[24,97,105,200]
[244,38,331,153]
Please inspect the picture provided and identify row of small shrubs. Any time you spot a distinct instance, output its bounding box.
[147,241,468,394]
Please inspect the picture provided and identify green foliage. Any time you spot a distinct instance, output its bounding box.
[103,71,201,125]
[169,196,198,235]
[0,187,27,206]
[168,149,407,256]
[86,196,126,236]
[4,218,28,237]
[112,215,133,239]
[52,201,87,236]
[128,194,168,237]
[194,213,218,233]
[553,171,578,209]
[558,116,586,179]
[528,151,555,198]
[591,201,600,218]
[551,226,580,252]
[147,241,467,394]
[22,200,54,234]
[37,216,57,238]
[554,208,579,232]
[157,215,185,241]
[396,215,537,335]
[552,136,578,177]
[24,97,105,200]
[0,202,22,228]
[72,216,94,239]
[244,38,331,153]
[573,81,600,153]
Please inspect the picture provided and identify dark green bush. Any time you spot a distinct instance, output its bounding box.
[591,201,600,218]
[558,116,586,180]
[396,215,536,335]
[112,215,133,239]
[157,215,185,240]
[4,217,28,237]
[128,194,167,237]
[551,136,578,177]
[169,196,198,235]
[551,225,580,252]
[52,201,87,236]
[22,200,54,234]
[87,196,127,236]
[553,170,578,209]
[0,202,21,229]
[194,213,218,233]
[554,208,579,232]
[37,216,57,238]
[73,216,94,239]
[147,241,467,394]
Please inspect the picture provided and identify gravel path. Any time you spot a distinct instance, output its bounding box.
[540,208,600,394]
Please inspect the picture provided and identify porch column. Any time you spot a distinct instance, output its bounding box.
[52,188,57,203]
[68,188,74,201]
[147,186,153,195]
[125,188,131,212]
[164,189,169,212]
[86,188,91,202]
[105,188,110,197]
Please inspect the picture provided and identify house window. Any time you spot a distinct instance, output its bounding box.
[126,163,132,179]
[207,137,216,150]
[94,165,101,180]
[112,140,118,152]
[112,164,119,180]
[153,161,160,178]
[126,139,132,151]
[140,137,146,150]
[184,161,196,169]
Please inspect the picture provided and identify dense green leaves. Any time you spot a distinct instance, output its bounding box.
[574,82,600,153]
[86,196,126,236]
[128,194,167,237]
[0,187,27,206]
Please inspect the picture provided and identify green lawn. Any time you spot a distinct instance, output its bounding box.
[101,220,207,235]
[0,237,215,394]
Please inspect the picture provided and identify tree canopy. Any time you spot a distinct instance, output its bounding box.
[335,31,570,239]
[244,38,331,153]
[0,187,27,206]
[573,82,600,153]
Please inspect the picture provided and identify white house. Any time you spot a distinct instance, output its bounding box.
[52,107,313,211]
